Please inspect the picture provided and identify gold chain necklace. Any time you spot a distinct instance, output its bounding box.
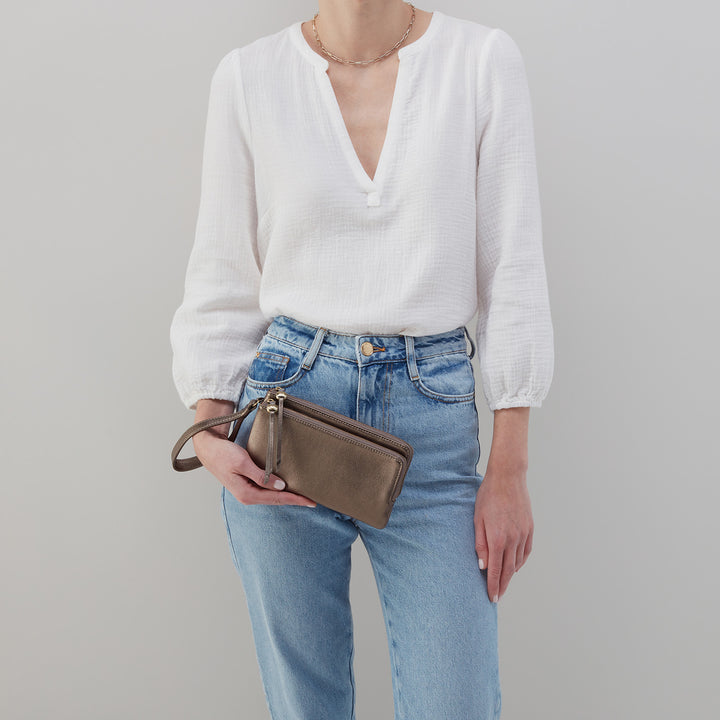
[312,2,416,66]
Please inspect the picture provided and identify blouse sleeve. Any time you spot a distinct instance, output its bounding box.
[170,49,270,411]
[474,28,555,411]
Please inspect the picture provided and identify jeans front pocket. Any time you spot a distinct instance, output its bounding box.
[411,349,476,403]
[245,335,308,389]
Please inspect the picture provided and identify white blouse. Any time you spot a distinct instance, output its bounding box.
[170,10,555,412]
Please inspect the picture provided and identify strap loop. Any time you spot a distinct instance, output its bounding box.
[170,396,262,472]
[463,325,476,359]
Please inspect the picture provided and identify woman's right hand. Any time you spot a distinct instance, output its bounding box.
[191,398,317,508]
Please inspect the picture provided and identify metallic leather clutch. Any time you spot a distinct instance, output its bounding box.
[171,386,413,529]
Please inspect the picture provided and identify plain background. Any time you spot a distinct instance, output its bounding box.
[1,1,718,718]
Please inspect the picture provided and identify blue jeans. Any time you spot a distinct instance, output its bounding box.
[221,314,501,720]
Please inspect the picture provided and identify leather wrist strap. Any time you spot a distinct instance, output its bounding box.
[170,397,262,472]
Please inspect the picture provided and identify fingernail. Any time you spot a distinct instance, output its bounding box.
[478,558,485,570]
[273,478,285,490]
[493,594,499,603]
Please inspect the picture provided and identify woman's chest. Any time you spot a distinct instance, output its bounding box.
[246,56,479,213]
[320,56,403,186]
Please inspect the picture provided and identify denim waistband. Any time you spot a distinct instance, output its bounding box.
[264,314,475,364]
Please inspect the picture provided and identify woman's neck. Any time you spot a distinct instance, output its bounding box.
[311,0,423,62]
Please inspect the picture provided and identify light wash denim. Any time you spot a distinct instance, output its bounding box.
[221,314,501,720]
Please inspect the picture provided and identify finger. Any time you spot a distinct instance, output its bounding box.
[475,516,489,573]
[230,467,316,507]
[525,526,533,559]
[498,542,517,598]
[235,476,316,506]
[515,537,527,571]
[238,455,292,490]
[487,540,504,604]
[248,468,286,490]
[245,485,318,507]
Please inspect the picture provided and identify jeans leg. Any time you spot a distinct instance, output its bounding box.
[357,349,501,720]
[359,480,501,720]
[221,486,360,720]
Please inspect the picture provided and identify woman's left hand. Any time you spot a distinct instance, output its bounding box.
[474,466,534,603]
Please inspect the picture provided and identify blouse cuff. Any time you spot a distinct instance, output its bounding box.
[490,393,545,411]
[180,379,246,412]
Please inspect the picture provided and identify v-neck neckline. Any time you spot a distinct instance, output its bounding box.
[289,11,443,201]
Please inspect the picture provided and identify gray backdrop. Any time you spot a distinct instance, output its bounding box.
[2,1,718,718]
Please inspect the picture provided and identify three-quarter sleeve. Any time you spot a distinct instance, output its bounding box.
[170,49,270,411]
[474,28,555,411]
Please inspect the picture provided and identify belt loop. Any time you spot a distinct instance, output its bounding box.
[404,334,419,381]
[463,325,476,360]
[302,325,328,370]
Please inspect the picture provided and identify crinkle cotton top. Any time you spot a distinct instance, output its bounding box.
[170,10,555,412]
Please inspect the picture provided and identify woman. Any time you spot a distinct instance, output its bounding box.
[170,2,554,718]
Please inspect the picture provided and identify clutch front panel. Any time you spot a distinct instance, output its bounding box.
[245,390,413,528]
